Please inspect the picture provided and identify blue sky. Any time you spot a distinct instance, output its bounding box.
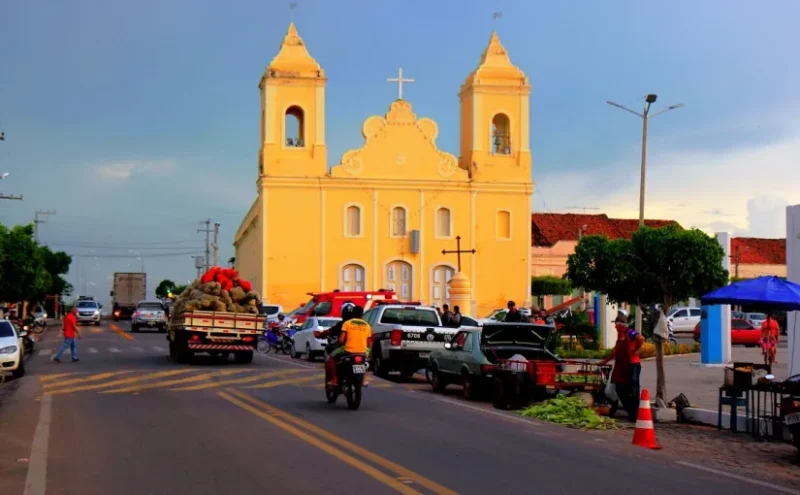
[1,0,799,303]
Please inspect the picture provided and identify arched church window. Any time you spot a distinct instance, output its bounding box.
[391,207,407,237]
[496,210,511,240]
[436,208,452,238]
[345,205,362,237]
[285,106,305,148]
[491,113,511,155]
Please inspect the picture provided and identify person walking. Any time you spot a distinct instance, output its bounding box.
[53,307,80,363]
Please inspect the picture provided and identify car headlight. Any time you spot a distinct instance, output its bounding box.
[0,345,18,354]
[94,311,100,316]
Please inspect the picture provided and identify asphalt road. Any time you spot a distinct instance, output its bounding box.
[0,320,791,495]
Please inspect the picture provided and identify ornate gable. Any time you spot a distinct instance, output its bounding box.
[329,100,468,181]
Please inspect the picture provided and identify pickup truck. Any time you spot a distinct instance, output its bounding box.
[361,304,459,378]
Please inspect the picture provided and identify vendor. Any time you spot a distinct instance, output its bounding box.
[761,315,780,364]
[599,315,644,420]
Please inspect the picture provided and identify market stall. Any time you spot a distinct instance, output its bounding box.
[701,276,800,441]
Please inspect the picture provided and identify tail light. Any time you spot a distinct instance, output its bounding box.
[353,355,364,364]
[390,329,403,346]
[242,336,254,342]
[190,334,201,341]
[313,331,322,338]
[367,336,374,348]
[113,310,121,317]
[481,364,496,374]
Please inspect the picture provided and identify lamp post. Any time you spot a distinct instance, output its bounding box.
[606,94,684,334]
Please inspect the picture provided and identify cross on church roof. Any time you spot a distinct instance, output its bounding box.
[387,67,415,100]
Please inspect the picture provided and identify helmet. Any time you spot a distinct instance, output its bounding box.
[340,302,356,321]
[277,313,285,320]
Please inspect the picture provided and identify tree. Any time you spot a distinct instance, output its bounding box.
[565,225,728,404]
[530,275,572,308]
[155,279,177,299]
[31,246,73,301]
[0,224,50,303]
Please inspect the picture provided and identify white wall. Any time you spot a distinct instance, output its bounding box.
[787,206,800,376]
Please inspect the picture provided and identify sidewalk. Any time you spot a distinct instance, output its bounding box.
[641,347,788,411]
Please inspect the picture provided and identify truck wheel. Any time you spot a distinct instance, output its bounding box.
[235,351,254,364]
[371,343,390,378]
[169,341,178,362]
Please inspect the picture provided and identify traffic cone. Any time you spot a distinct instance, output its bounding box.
[632,388,662,450]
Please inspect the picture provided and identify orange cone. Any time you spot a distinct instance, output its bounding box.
[632,388,662,450]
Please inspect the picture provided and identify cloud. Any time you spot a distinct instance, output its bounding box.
[95,160,177,181]
[535,116,800,238]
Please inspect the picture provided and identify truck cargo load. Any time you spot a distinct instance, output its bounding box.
[167,267,264,364]
[111,272,146,320]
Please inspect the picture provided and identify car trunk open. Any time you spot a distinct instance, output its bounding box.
[479,323,557,362]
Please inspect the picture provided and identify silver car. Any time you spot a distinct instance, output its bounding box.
[75,300,102,326]
[131,300,168,333]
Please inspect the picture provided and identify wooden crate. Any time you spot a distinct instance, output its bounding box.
[180,311,264,332]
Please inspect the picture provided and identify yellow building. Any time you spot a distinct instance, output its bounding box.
[234,23,534,317]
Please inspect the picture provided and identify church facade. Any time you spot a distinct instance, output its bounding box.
[234,23,534,317]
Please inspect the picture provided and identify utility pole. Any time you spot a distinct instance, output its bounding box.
[606,95,685,406]
[34,209,56,243]
[212,222,220,267]
[198,219,212,272]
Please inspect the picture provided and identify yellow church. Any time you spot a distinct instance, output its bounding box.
[234,23,534,317]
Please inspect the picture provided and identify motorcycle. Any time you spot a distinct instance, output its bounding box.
[17,324,35,356]
[257,325,297,354]
[780,374,800,449]
[325,353,368,410]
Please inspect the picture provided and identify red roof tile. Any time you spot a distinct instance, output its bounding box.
[731,237,785,265]
[530,213,681,247]
[608,218,679,239]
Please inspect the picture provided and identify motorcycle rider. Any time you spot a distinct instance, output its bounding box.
[324,302,371,388]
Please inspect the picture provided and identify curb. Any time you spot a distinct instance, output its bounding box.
[682,406,791,440]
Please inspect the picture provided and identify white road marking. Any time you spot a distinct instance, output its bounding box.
[108,347,121,353]
[24,394,52,495]
[37,349,52,357]
[675,461,800,494]
[152,346,165,352]
[88,347,98,354]
[258,354,315,369]
[131,346,144,352]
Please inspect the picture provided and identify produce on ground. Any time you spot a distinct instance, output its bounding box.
[171,267,261,316]
[519,395,617,430]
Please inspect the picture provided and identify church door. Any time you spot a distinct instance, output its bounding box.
[341,264,365,292]
[385,260,413,301]
[430,265,454,308]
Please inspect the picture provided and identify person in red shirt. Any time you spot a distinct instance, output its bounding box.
[600,315,645,419]
[53,307,80,363]
[761,315,780,365]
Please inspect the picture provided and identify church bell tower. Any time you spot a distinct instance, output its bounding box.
[458,32,532,183]
[258,22,327,178]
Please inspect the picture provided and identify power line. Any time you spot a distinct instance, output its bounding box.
[46,240,207,248]
[48,243,205,250]
[68,251,202,259]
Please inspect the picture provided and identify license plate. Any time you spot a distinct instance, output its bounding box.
[352,365,366,374]
[419,352,430,358]
[786,412,800,425]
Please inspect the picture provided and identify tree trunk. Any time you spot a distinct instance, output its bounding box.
[655,337,666,406]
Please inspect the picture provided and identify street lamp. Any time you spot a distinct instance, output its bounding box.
[0,172,9,180]
[607,95,683,336]
[606,95,684,227]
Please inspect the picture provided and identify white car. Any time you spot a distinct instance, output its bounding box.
[291,316,341,361]
[479,308,532,324]
[667,307,702,333]
[261,304,284,325]
[32,307,48,325]
[746,312,767,328]
[0,319,25,379]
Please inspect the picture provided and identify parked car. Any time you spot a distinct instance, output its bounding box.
[479,308,532,324]
[693,318,760,347]
[0,319,25,378]
[290,316,341,361]
[745,312,767,329]
[427,322,555,400]
[668,307,702,333]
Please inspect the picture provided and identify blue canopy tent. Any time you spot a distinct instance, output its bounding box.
[701,276,800,312]
[699,276,800,364]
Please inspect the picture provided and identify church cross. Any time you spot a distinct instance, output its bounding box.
[387,67,415,100]
[441,235,476,272]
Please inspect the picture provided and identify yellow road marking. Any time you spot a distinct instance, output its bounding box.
[171,369,307,391]
[45,369,196,395]
[217,391,422,495]
[243,374,323,389]
[38,373,76,382]
[100,368,251,394]
[43,371,133,389]
[228,389,457,495]
[110,323,134,341]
